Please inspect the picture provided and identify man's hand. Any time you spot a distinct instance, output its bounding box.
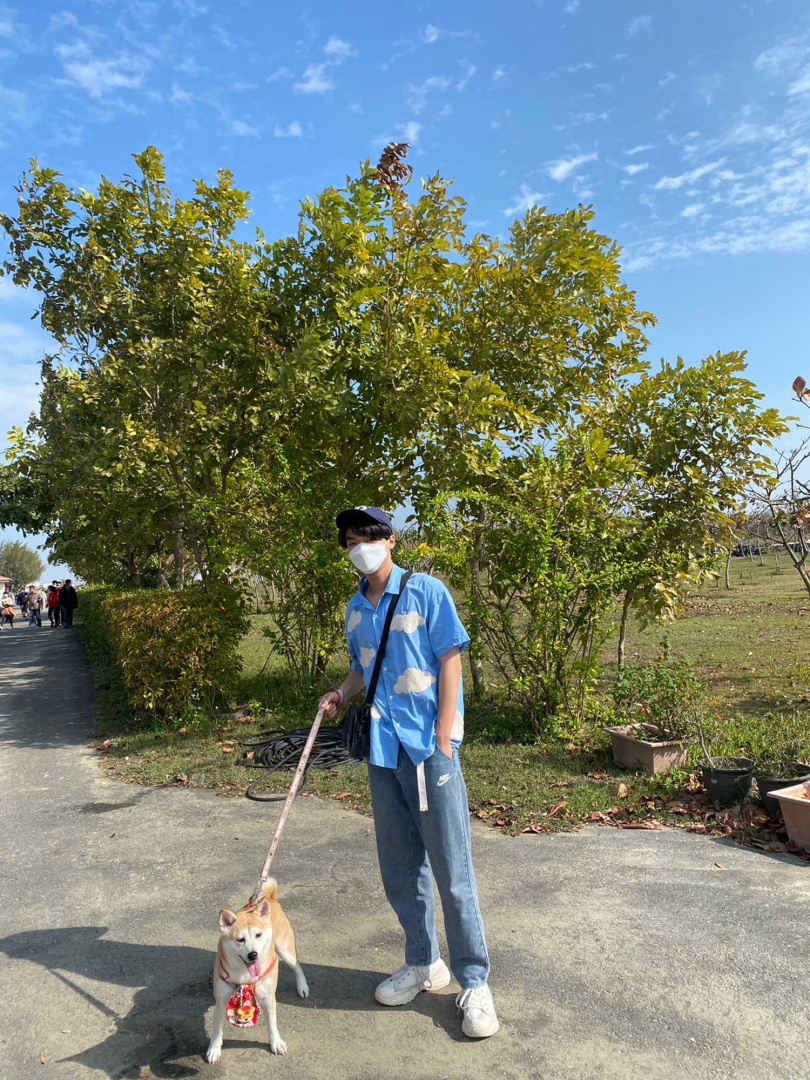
[436,733,454,760]
[319,690,343,720]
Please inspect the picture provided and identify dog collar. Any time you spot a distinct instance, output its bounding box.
[218,951,278,987]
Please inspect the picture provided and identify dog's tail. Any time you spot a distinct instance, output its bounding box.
[259,878,278,902]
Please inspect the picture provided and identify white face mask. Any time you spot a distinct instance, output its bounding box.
[348,542,389,575]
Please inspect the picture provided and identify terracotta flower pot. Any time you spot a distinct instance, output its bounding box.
[773,780,810,854]
[606,725,687,775]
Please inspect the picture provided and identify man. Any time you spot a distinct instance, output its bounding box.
[59,579,79,628]
[320,506,498,1039]
[27,586,42,627]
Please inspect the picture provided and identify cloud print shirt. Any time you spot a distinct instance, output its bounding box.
[345,563,470,768]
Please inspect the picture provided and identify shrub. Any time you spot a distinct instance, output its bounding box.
[79,585,250,726]
[612,656,711,745]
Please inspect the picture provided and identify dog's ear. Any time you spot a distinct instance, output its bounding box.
[256,899,271,919]
[219,908,237,931]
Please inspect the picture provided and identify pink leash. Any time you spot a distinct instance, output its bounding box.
[248,705,326,905]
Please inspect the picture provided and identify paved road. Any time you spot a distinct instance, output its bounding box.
[1,624,809,1080]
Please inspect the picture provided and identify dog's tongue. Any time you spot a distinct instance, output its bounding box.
[248,959,262,978]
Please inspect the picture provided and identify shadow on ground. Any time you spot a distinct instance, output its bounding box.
[0,926,465,1078]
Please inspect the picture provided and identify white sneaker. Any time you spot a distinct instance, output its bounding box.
[375,959,451,1006]
[456,984,499,1038]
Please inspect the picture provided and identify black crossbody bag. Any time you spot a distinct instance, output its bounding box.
[341,572,412,761]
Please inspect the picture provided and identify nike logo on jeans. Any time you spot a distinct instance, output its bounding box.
[437,773,451,787]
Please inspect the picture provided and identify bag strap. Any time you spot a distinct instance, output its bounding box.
[364,572,412,708]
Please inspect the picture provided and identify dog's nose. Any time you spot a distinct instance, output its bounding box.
[247,950,258,962]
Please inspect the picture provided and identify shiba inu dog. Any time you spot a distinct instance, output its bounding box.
[206,878,309,1061]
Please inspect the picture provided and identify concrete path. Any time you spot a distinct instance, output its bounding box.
[1,625,808,1080]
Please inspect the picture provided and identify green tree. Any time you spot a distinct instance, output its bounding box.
[0,538,45,587]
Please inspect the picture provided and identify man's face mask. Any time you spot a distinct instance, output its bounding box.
[348,542,389,575]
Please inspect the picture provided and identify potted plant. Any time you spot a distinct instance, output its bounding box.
[773,780,810,853]
[608,657,702,775]
[755,761,810,819]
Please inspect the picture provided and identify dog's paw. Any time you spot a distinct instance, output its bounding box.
[297,980,310,999]
[269,1038,288,1056]
[205,1042,222,1064]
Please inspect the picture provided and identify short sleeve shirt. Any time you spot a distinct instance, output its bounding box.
[345,564,470,768]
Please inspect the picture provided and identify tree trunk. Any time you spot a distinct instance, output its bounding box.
[469,505,487,695]
[617,590,633,669]
[724,551,732,590]
[173,517,185,590]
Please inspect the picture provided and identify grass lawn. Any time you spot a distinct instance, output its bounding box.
[94,557,810,849]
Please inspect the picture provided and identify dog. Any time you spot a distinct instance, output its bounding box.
[206,878,309,1062]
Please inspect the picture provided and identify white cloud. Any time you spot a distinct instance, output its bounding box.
[681,203,705,218]
[56,42,147,98]
[268,66,293,82]
[654,160,725,190]
[658,71,677,87]
[403,120,420,144]
[563,0,580,13]
[294,63,333,94]
[754,39,810,77]
[394,668,436,695]
[456,61,476,91]
[504,185,547,216]
[547,152,597,181]
[360,646,376,668]
[421,23,469,44]
[627,14,652,38]
[390,611,426,634]
[323,36,354,60]
[231,118,258,137]
[273,120,303,138]
[624,162,650,175]
[626,143,655,155]
[788,70,810,96]
[347,610,362,633]
[492,66,506,82]
[406,75,451,115]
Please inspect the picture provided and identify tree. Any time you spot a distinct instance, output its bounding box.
[0,539,44,587]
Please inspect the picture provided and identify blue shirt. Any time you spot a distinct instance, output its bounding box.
[345,564,470,768]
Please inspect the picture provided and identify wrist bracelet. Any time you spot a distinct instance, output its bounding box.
[335,687,345,705]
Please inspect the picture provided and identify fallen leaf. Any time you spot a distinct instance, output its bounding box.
[522,823,547,834]
[551,781,570,788]
[617,783,629,799]
[665,801,688,815]
[548,800,567,818]
[587,771,608,780]
[589,811,608,822]
[619,821,662,830]
[605,805,621,815]
[178,727,188,734]
[97,739,112,752]
[61,1029,71,1035]
[245,751,255,761]
[714,862,724,868]
[494,819,509,827]
[335,791,352,800]
[221,746,233,754]
[40,1054,46,1065]
[174,773,189,784]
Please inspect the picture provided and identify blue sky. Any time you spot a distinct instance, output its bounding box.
[1,0,809,580]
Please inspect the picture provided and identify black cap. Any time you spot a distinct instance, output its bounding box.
[335,506,394,533]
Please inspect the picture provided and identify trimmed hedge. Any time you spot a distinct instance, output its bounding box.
[78,585,250,725]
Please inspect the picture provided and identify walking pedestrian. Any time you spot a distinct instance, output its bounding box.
[59,579,79,627]
[27,586,42,627]
[16,588,29,617]
[2,589,16,627]
[47,585,61,627]
[320,506,499,1039]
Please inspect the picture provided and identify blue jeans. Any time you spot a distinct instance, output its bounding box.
[368,743,490,989]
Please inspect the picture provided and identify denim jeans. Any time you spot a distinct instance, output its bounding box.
[61,605,73,627]
[368,743,490,989]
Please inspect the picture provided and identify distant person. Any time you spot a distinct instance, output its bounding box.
[28,586,42,627]
[47,585,61,628]
[59,579,79,628]
[16,588,29,617]
[2,590,16,627]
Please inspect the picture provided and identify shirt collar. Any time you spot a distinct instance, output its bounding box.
[357,562,405,600]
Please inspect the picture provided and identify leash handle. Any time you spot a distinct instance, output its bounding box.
[249,705,325,904]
